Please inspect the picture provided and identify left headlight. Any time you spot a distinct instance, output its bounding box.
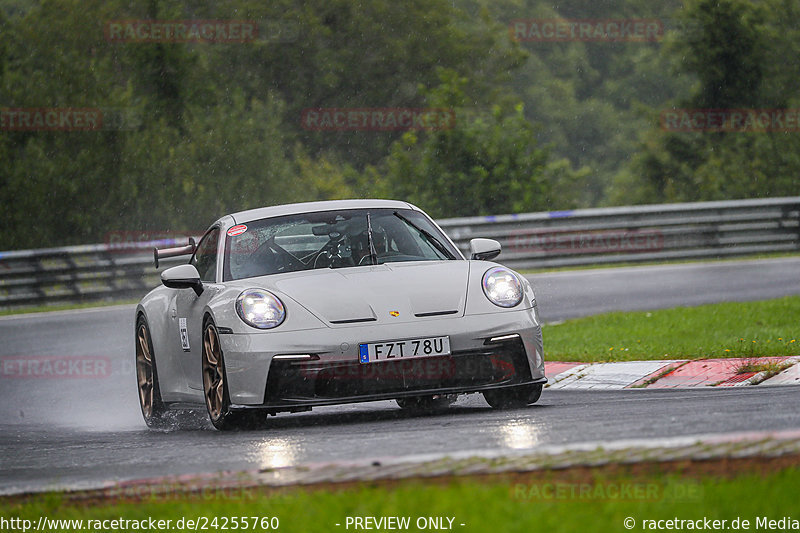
[482,267,523,308]
[235,289,286,329]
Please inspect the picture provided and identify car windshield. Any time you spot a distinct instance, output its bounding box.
[223,208,459,281]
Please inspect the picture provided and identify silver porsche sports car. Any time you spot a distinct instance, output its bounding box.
[135,199,545,430]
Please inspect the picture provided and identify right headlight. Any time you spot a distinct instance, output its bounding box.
[235,289,286,329]
[482,267,523,308]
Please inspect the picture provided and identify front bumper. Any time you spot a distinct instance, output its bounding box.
[219,307,544,407]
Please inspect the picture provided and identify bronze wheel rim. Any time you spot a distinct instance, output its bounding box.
[203,324,225,421]
[135,324,154,419]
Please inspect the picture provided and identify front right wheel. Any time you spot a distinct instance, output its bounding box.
[482,383,543,409]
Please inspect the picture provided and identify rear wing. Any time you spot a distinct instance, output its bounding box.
[154,238,196,268]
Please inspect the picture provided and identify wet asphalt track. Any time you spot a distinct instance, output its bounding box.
[1,257,799,494]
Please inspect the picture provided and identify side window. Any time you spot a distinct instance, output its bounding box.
[191,228,220,282]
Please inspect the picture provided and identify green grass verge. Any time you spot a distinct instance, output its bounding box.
[544,296,800,362]
[2,468,799,533]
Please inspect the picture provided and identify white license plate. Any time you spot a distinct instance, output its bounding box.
[358,336,451,364]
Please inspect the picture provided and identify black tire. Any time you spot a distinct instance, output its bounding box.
[482,383,543,409]
[202,318,266,431]
[396,394,456,411]
[135,316,170,429]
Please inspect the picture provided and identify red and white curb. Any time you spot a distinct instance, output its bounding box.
[545,356,800,389]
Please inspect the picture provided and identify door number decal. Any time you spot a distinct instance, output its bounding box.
[179,318,191,352]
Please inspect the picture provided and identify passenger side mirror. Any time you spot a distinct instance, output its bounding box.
[469,238,502,261]
[161,264,204,296]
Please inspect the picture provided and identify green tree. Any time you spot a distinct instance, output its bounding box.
[373,74,577,217]
[614,0,800,204]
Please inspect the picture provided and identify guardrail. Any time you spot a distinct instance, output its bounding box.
[0,242,189,309]
[0,197,798,309]
[440,196,800,270]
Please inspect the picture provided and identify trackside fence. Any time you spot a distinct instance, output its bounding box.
[0,197,798,309]
[439,197,800,270]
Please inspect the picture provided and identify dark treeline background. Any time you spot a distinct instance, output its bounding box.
[1,0,798,250]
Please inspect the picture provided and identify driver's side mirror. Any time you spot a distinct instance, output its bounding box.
[161,264,204,296]
[469,238,501,261]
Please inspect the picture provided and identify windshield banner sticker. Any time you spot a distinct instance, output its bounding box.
[227,224,248,237]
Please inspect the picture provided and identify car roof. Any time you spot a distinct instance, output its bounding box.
[229,199,420,224]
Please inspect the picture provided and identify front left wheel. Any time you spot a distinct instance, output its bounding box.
[202,319,266,431]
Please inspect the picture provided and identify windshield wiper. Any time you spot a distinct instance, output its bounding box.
[392,211,455,260]
[366,213,379,266]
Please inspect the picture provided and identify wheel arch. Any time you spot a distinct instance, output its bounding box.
[202,310,216,327]
[135,287,180,399]
[136,298,170,361]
